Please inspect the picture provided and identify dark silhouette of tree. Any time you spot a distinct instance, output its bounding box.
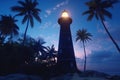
[46,45,57,65]
[34,38,47,61]
[76,29,92,72]
[0,15,19,43]
[82,0,120,53]
[16,36,47,63]
[11,0,41,44]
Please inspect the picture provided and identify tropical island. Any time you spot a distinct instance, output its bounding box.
[0,0,120,80]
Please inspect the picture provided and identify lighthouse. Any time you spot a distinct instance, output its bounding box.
[57,10,77,73]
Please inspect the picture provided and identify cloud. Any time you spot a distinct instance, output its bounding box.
[39,21,59,30]
[87,50,120,74]
[74,33,120,73]
[44,34,59,50]
[87,51,112,63]
[45,10,51,15]
[97,21,120,47]
[40,22,52,29]
[75,58,84,70]
[97,21,112,33]
[55,0,68,9]
[112,29,120,44]
[107,25,120,44]
[96,23,106,34]
[74,41,92,59]
[74,35,104,59]
[97,21,120,40]
[37,33,59,51]
[52,23,59,28]
[103,21,111,29]
[90,22,120,52]
[96,21,112,40]
[44,0,69,18]
[76,50,120,74]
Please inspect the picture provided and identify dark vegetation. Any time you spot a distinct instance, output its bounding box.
[0,0,58,77]
[0,36,58,76]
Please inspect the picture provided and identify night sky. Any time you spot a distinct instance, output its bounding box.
[0,0,120,75]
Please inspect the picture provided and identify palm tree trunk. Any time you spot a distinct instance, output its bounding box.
[23,19,29,45]
[83,41,87,72]
[100,18,120,53]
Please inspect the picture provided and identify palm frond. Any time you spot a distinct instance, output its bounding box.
[86,1,95,7]
[82,10,92,15]
[76,29,92,43]
[76,36,80,42]
[22,15,28,24]
[87,13,94,21]
[99,13,105,20]
[32,8,41,14]
[33,0,39,7]
[29,15,34,27]
[11,6,24,12]
[14,24,19,30]
[83,0,118,21]
[33,13,41,23]
[102,9,112,19]
[101,1,112,8]
[0,15,19,37]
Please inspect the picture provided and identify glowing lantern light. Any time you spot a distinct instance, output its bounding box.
[61,10,69,18]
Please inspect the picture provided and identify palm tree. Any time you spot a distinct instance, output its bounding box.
[0,15,19,43]
[76,29,92,72]
[82,0,120,53]
[33,38,47,61]
[11,0,41,44]
[46,45,57,63]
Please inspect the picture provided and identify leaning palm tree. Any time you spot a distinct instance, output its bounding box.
[82,0,120,53]
[76,29,92,72]
[11,0,41,44]
[0,15,19,42]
